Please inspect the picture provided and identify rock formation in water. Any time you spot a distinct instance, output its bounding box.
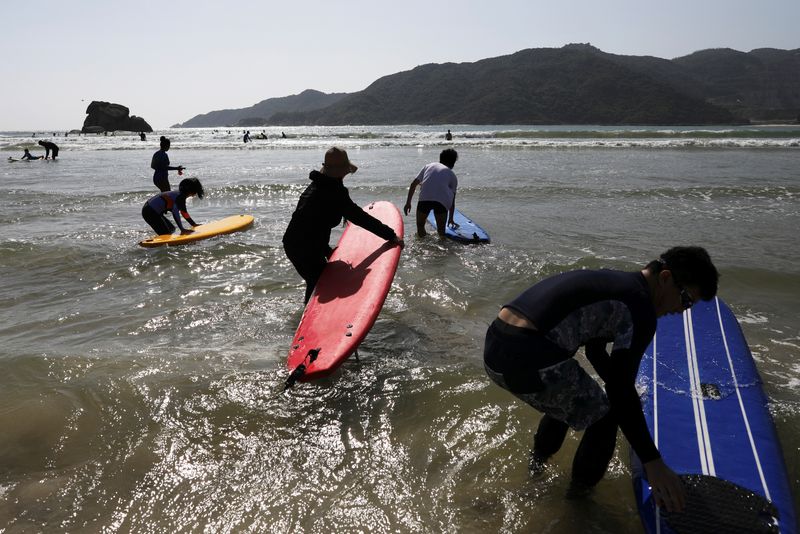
[82,101,153,133]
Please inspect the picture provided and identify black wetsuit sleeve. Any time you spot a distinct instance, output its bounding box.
[601,347,660,463]
[340,193,397,241]
[585,340,611,382]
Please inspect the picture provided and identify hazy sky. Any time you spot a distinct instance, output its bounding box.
[1,0,797,130]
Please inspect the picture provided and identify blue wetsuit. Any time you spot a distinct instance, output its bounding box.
[151,150,178,192]
[142,191,197,235]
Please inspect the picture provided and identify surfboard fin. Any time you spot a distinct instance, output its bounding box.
[284,348,321,390]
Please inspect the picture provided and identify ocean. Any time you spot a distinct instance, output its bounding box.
[1,125,798,532]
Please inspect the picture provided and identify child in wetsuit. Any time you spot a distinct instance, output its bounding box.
[151,136,185,192]
[142,178,204,235]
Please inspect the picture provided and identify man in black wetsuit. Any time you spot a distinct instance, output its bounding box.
[38,140,59,159]
[484,246,719,513]
[282,147,404,303]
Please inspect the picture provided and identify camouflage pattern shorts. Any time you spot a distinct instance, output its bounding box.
[485,358,610,431]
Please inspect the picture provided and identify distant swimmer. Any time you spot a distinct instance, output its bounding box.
[243,130,251,143]
[151,136,185,192]
[258,130,268,139]
[21,149,43,160]
[140,132,146,141]
[445,129,453,141]
[141,178,204,236]
[38,140,59,160]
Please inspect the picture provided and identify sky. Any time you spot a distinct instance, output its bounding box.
[1,0,797,131]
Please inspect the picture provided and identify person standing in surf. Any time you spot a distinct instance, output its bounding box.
[38,140,59,160]
[403,148,459,237]
[283,146,404,304]
[483,246,719,513]
[151,136,185,192]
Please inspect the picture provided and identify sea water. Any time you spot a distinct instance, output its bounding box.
[0,126,798,532]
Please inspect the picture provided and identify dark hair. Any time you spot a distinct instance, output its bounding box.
[160,136,170,149]
[439,148,458,168]
[646,246,719,300]
[179,177,204,199]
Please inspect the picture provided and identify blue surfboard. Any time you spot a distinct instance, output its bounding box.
[426,208,490,243]
[632,297,796,533]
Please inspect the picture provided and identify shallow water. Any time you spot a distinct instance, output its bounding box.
[1,129,799,532]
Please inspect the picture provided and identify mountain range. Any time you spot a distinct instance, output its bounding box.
[176,45,800,127]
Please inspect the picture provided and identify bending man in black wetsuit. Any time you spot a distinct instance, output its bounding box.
[282,146,404,303]
[38,140,59,159]
[484,246,719,513]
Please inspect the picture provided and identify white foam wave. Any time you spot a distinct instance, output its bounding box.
[2,126,799,152]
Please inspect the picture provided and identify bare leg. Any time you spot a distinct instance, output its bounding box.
[433,211,447,236]
[415,208,428,237]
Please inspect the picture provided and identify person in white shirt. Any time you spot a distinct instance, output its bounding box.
[403,149,459,237]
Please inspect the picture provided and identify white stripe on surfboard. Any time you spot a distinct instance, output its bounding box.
[714,297,772,501]
[685,308,716,476]
[653,333,659,448]
[653,333,661,534]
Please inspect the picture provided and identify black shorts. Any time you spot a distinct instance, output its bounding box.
[483,319,609,430]
[142,204,174,235]
[417,200,447,215]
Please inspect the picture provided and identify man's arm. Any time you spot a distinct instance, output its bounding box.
[404,179,420,215]
[448,192,457,227]
[605,347,685,512]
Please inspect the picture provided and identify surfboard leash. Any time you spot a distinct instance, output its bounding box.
[284,347,321,390]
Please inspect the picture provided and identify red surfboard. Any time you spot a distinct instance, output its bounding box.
[285,201,404,386]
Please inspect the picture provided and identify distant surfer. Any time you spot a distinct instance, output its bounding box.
[151,136,185,192]
[283,147,404,303]
[38,140,59,160]
[403,149,459,237]
[21,149,43,160]
[445,129,453,141]
[140,132,146,141]
[141,178,204,236]
[281,132,287,139]
[243,130,251,143]
[483,246,719,512]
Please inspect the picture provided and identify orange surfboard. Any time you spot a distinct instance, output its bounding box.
[286,201,403,386]
[139,214,254,247]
